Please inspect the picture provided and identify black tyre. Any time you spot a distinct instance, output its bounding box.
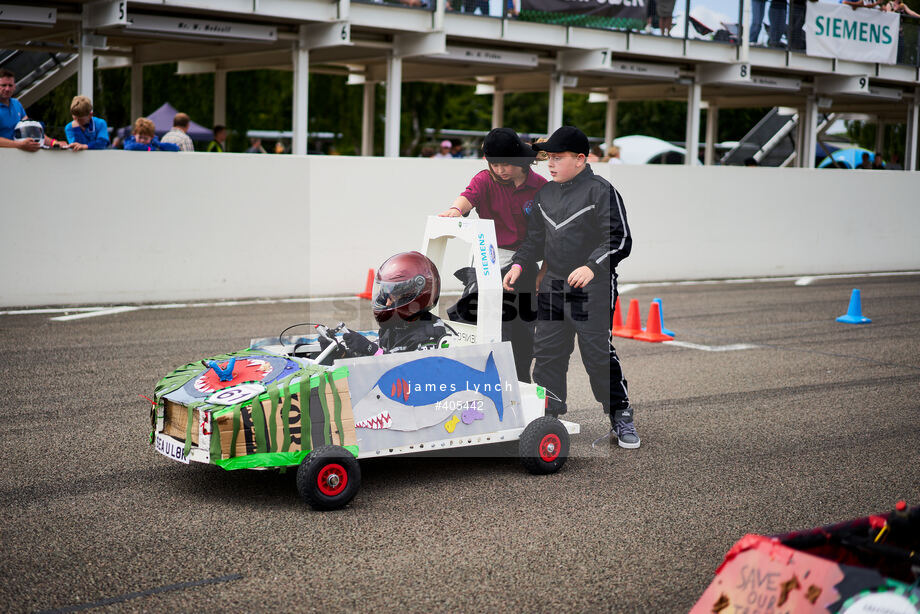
[519,416,570,475]
[296,445,361,511]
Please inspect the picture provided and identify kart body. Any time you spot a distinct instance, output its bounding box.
[150,216,580,508]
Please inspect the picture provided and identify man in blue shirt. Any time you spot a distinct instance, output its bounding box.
[65,95,109,150]
[0,69,38,151]
[0,69,67,151]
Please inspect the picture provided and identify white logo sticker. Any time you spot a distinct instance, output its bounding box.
[206,383,265,406]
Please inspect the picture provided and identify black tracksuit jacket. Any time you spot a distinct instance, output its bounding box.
[511,165,631,279]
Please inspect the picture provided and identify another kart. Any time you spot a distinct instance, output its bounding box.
[149,216,580,510]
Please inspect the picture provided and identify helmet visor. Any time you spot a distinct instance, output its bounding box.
[15,122,43,141]
[373,276,425,311]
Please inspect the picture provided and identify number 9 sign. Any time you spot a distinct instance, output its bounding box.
[207,383,265,406]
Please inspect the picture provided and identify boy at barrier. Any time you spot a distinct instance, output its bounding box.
[65,96,110,150]
[502,126,639,449]
[124,118,179,152]
[336,251,454,356]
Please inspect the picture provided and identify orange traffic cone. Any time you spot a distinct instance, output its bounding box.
[612,296,625,335]
[634,301,674,343]
[356,269,374,300]
[614,298,643,338]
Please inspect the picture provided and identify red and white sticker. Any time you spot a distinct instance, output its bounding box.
[206,383,265,406]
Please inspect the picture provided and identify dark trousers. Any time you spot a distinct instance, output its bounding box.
[533,274,629,419]
[502,262,536,383]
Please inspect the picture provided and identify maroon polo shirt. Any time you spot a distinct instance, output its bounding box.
[460,168,547,249]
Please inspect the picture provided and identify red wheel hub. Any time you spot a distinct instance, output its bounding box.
[539,433,561,462]
[317,463,348,496]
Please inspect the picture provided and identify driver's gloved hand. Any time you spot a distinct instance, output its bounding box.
[343,330,378,356]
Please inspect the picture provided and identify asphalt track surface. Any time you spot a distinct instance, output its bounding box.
[2,274,919,613]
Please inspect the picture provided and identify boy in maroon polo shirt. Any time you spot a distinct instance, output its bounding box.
[439,128,546,382]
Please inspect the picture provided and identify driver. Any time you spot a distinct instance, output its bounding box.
[341,251,453,356]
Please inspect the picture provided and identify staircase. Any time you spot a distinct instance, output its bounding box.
[1,48,78,107]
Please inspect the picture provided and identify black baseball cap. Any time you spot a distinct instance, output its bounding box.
[531,126,589,156]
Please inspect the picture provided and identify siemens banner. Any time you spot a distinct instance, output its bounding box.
[805,2,899,64]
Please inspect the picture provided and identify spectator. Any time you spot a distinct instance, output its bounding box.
[768,0,788,48]
[65,96,109,150]
[161,112,194,152]
[273,141,287,154]
[451,140,465,158]
[587,145,603,163]
[882,0,920,62]
[658,0,675,35]
[207,125,227,152]
[788,0,807,50]
[0,69,66,151]
[872,153,885,169]
[420,146,435,158]
[607,145,624,164]
[124,117,179,151]
[744,156,759,166]
[246,137,267,154]
[644,0,659,33]
[858,152,873,169]
[433,139,453,159]
[886,152,903,170]
[750,0,767,44]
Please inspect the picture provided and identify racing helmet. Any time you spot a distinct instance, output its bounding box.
[372,251,440,325]
[14,120,44,143]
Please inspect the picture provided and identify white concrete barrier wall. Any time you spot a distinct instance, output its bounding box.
[1,149,918,307]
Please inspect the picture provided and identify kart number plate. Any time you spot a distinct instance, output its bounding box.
[155,433,190,464]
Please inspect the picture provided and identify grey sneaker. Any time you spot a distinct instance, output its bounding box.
[612,407,640,449]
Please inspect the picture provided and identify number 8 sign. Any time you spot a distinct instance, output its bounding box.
[207,383,265,406]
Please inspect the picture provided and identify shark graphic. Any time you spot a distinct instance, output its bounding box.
[353,352,505,432]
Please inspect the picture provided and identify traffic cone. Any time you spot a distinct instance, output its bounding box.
[654,297,676,337]
[614,298,643,338]
[612,296,625,335]
[836,288,871,324]
[356,269,375,300]
[634,301,674,342]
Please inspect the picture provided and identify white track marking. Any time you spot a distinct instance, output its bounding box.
[663,341,759,352]
[50,306,140,321]
[2,271,916,321]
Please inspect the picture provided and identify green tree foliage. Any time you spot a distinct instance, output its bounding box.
[23,62,773,155]
[845,120,906,165]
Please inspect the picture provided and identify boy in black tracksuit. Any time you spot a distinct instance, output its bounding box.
[502,126,639,448]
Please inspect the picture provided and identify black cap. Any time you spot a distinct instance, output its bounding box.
[483,128,535,166]
[531,126,589,156]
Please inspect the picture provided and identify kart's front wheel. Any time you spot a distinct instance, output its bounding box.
[296,445,361,511]
[519,416,569,475]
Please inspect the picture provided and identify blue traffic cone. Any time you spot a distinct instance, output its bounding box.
[653,298,676,337]
[836,289,871,324]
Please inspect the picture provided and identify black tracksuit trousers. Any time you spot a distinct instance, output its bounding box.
[532,273,629,419]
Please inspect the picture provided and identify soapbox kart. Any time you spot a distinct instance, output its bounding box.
[149,217,580,510]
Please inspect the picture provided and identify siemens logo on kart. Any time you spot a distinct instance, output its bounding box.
[477,233,495,276]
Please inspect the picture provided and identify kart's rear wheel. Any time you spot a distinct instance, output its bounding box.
[519,416,569,475]
[297,445,361,511]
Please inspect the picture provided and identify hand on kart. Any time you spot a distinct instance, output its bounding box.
[502,266,521,291]
[438,207,463,218]
[343,330,377,356]
[567,265,595,289]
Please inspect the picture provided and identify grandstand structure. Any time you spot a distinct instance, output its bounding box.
[1,0,918,168]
